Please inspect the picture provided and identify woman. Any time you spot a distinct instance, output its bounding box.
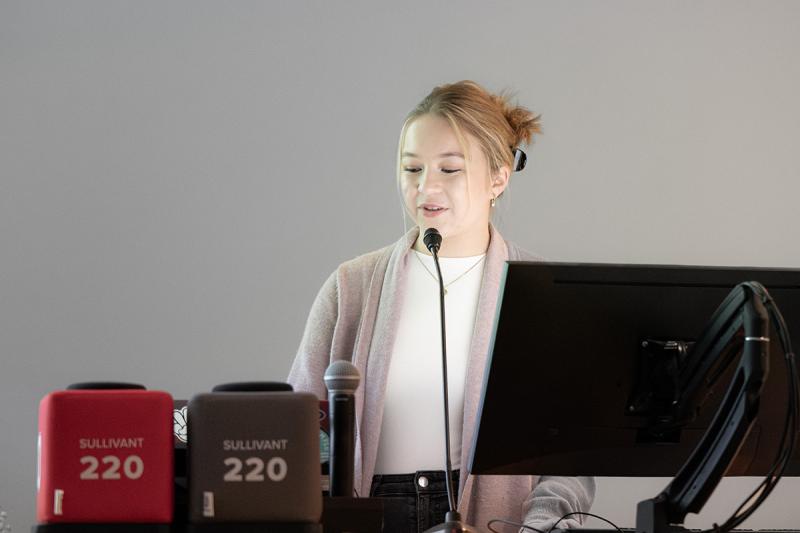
[288,81,595,532]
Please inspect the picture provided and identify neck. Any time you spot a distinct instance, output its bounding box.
[413,225,490,257]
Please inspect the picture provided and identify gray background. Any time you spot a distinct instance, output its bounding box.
[2,1,800,531]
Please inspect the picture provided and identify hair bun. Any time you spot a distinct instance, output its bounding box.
[493,92,542,147]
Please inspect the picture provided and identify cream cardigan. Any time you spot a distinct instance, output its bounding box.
[288,225,595,531]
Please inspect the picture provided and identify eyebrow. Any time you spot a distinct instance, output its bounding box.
[402,151,465,159]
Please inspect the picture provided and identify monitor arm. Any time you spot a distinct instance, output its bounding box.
[636,282,770,533]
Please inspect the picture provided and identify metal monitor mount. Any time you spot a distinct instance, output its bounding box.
[632,283,770,533]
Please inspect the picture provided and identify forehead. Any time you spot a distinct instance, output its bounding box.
[403,114,474,159]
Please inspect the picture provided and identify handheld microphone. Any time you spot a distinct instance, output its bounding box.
[323,360,360,497]
[422,228,478,533]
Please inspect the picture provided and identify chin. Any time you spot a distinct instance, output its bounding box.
[418,221,448,236]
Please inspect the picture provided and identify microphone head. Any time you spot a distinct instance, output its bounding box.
[323,360,361,394]
[423,228,442,253]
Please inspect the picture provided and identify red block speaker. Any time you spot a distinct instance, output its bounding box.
[36,383,174,524]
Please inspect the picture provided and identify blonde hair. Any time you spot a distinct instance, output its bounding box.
[397,80,542,179]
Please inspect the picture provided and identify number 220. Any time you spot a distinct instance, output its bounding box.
[79,455,144,480]
[222,457,287,482]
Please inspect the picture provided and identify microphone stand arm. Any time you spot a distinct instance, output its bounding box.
[423,228,478,533]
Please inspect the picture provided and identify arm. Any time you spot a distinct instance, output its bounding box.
[287,270,339,400]
[521,476,596,531]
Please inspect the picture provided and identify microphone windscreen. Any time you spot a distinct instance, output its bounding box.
[323,361,361,394]
[423,228,442,253]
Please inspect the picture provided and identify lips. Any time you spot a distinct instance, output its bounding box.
[419,204,448,218]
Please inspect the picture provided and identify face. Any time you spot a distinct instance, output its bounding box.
[400,114,508,255]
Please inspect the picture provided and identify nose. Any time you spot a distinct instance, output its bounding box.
[416,168,443,194]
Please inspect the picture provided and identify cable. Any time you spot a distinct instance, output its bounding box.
[548,512,625,533]
[697,283,798,533]
[487,511,624,533]
[716,287,797,531]
[486,518,545,533]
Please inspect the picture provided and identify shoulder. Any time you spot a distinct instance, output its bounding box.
[337,243,395,277]
[329,243,395,298]
[331,229,416,291]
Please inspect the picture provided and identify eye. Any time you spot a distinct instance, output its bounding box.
[441,168,462,174]
[403,167,422,174]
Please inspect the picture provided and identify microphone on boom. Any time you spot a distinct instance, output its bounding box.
[423,227,478,533]
[423,228,442,254]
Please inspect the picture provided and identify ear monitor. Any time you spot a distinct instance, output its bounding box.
[512,147,527,172]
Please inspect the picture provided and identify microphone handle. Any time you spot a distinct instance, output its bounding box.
[328,391,356,497]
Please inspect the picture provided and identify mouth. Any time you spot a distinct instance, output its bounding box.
[419,204,448,218]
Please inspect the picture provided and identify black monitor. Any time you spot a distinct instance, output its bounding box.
[469,262,800,478]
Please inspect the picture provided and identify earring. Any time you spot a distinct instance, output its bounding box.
[490,196,496,208]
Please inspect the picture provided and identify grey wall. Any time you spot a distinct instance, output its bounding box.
[2,1,800,531]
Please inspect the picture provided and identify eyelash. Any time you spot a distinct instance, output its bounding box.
[403,167,461,174]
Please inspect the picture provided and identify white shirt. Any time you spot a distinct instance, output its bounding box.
[373,250,485,474]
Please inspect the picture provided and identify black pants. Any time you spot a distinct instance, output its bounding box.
[369,470,459,533]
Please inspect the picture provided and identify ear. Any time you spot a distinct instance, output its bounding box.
[491,166,511,198]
